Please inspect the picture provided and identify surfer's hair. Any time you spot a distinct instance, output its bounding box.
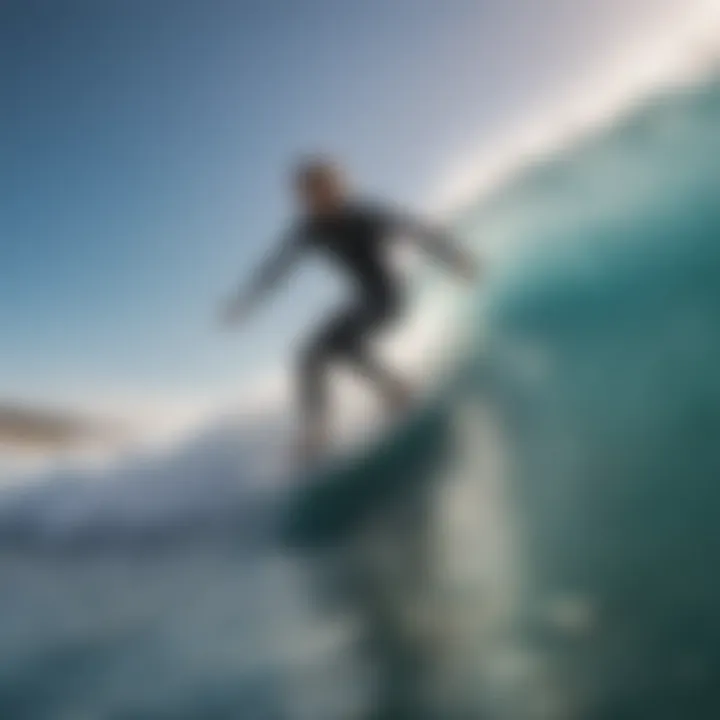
[294,156,341,188]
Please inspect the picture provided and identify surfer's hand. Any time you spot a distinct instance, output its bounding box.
[218,298,250,329]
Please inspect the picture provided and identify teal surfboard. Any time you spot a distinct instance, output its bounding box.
[281,400,454,550]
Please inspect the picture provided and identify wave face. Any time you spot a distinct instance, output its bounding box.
[479,73,720,718]
[1,72,720,718]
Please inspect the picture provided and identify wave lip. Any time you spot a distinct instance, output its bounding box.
[431,0,720,215]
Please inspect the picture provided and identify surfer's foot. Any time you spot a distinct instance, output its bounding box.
[383,377,415,417]
[295,423,328,466]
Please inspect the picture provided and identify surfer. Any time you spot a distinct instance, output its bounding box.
[221,158,478,461]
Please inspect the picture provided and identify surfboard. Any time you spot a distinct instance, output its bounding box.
[281,399,454,550]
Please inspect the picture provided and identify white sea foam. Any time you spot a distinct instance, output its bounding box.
[429,0,720,215]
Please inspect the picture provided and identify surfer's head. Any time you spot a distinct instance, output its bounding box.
[294,157,347,216]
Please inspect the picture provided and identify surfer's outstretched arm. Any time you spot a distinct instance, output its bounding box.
[392,211,479,281]
[221,232,303,326]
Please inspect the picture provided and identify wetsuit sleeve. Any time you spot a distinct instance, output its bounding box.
[379,206,477,276]
[231,228,306,313]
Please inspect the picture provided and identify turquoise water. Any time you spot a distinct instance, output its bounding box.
[1,71,720,719]
[478,72,720,719]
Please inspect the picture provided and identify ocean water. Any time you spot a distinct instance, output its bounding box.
[477,72,720,719]
[2,70,720,719]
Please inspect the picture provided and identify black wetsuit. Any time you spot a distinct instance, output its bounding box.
[298,203,404,352]
[251,201,459,422]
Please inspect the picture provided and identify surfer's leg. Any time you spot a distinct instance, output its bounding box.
[297,338,331,462]
[297,300,411,460]
[297,307,358,461]
[351,352,414,415]
[340,300,415,415]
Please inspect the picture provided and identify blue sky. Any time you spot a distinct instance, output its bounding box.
[0,0,686,412]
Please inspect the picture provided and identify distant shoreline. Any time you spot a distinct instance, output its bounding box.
[0,403,117,450]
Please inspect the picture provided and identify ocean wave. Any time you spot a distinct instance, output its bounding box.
[432,0,720,215]
[0,417,289,551]
[3,52,720,558]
